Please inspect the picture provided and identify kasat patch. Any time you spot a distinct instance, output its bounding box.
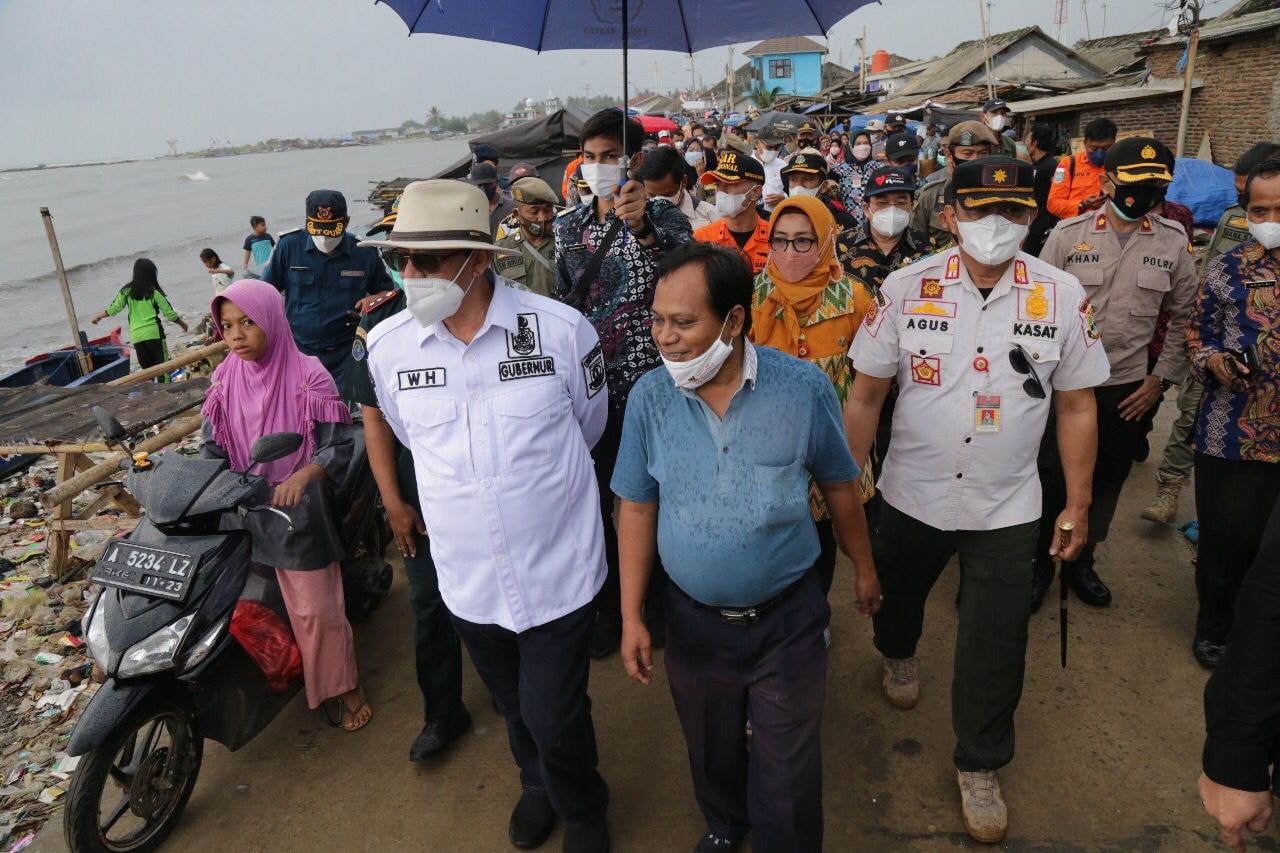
[910,355,941,386]
[1017,281,1056,323]
[581,343,606,398]
[499,357,555,381]
[903,299,957,318]
[1079,298,1101,347]
[506,313,542,358]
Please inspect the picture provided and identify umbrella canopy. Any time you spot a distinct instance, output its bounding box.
[376,0,879,53]
[744,110,803,134]
[636,115,678,133]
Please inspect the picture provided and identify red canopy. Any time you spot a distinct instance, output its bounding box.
[636,114,678,133]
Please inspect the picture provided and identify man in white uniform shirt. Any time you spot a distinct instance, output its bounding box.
[844,158,1110,844]
[363,180,611,853]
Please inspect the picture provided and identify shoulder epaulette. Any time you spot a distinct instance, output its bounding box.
[363,290,400,314]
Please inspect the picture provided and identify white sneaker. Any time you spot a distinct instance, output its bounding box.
[822,626,832,649]
[957,770,1008,843]
[881,656,918,709]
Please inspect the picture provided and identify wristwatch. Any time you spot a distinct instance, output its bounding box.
[1156,376,1173,392]
[631,215,655,240]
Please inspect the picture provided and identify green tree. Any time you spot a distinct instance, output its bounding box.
[750,85,784,109]
[427,107,444,128]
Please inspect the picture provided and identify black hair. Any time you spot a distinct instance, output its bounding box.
[635,146,687,186]
[1243,159,1280,207]
[1083,117,1118,142]
[690,122,705,133]
[580,108,645,157]
[684,137,703,151]
[126,258,164,301]
[199,248,222,266]
[249,215,265,228]
[1235,142,1280,177]
[852,130,871,145]
[1028,124,1059,156]
[656,242,754,334]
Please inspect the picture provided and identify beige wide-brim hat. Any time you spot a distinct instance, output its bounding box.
[358,179,518,256]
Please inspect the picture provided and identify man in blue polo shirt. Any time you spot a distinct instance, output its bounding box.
[261,189,395,387]
[612,242,880,853]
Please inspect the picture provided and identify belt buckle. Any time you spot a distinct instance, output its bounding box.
[719,608,758,626]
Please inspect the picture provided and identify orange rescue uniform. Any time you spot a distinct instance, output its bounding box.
[1045,149,1106,221]
[694,216,772,274]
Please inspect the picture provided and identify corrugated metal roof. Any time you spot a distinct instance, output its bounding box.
[743,36,828,57]
[1006,79,1197,114]
[1147,8,1280,46]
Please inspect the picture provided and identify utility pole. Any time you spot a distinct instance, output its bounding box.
[1054,0,1068,42]
[1175,0,1203,158]
[860,26,867,94]
[726,45,735,110]
[652,61,660,95]
[977,0,995,101]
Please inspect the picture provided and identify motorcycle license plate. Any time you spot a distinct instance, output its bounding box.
[91,542,198,602]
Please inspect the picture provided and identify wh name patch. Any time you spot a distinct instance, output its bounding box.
[398,368,446,390]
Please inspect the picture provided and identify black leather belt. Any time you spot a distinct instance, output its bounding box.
[673,575,810,626]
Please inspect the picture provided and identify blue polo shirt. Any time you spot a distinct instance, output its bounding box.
[261,230,392,352]
[612,343,859,607]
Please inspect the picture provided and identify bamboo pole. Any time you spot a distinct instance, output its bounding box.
[39,415,203,509]
[107,340,226,385]
[1174,27,1200,159]
[39,208,92,377]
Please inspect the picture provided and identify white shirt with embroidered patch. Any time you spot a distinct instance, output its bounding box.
[365,278,609,632]
[850,249,1111,531]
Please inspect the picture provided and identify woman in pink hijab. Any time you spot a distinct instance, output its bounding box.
[201,279,373,731]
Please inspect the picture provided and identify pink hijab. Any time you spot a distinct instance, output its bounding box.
[202,280,351,486]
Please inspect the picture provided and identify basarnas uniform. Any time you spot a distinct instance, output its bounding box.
[850,245,1110,772]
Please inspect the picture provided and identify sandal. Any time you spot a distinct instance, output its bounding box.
[321,690,374,732]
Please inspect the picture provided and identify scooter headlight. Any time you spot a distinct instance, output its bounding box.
[180,616,228,672]
[119,614,194,678]
[85,597,109,665]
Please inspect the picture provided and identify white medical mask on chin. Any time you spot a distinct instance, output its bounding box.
[986,115,1009,132]
[956,215,1028,266]
[871,206,910,238]
[1247,220,1280,250]
[661,316,734,390]
[312,234,343,254]
[760,149,779,165]
[715,190,751,218]
[405,252,475,328]
[580,162,622,200]
[789,185,820,198]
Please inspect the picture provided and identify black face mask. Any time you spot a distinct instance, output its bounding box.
[1110,184,1166,221]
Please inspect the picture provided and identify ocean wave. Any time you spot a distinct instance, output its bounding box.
[183,171,211,181]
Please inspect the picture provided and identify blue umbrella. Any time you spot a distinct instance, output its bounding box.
[376,0,880,150]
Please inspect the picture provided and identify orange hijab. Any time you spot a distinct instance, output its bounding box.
[754,196,844,352]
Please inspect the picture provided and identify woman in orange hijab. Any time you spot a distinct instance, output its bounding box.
[751,195,874,618]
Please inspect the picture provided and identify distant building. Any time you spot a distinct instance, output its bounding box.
[352,127,402,142]
[744,36,828,97]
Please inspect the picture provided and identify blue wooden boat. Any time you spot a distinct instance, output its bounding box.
[0,330,132,480]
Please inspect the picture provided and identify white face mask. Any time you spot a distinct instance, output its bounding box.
[312,234,343,254]
[580,162,622,200]
[685,150,705,167]
[871,206,910,238]
[789,185,820,198]
[1248,220,1280,250]
[660,190,685,208]
[852,143,872,160]
[661,316,734,390]
[759,149,779,165]
[715,189,751,219]
[956,215,1028,266]
[986,115,1009,132]
[404,252,475,328]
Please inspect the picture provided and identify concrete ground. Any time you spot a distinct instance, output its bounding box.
[34,401,1264,853]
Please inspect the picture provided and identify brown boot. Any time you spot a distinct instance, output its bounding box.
[957,770,1008,843]
[1140,471,1187,523]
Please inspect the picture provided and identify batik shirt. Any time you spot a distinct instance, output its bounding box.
[838,227,941,294]
[831,159,877,229]
[553,198,693,411]
[1188,241,1280,464]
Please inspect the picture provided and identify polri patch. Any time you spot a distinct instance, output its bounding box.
[499,357,556,381]
[397,368,446,390]
[507,313,542,358]
[582,343,606,398]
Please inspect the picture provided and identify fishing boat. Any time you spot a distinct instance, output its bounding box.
[0,329,132,479]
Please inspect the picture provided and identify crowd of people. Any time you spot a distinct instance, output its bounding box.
[135,104,1279,853]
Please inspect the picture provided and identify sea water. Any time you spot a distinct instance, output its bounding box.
[0,138,470,371]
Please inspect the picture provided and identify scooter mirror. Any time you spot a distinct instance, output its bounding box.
[92,406,127,442]
[250,432,304,464]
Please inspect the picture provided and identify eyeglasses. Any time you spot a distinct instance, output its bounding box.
[1009,344,1046,399]
[768,235,817,253]
[380,249,464,275]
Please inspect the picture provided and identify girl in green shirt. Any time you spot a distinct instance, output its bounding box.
[91,258,188,376]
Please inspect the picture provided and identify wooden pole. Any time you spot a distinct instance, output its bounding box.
[977,0,995,101]
[1175,27,1200,158]
[107,340,226,385]
[39,207,93,377]
[860,27,867,94]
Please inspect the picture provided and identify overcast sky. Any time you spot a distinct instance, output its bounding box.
[1,0,1187,169]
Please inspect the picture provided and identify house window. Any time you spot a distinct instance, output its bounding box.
[768,58,793,79]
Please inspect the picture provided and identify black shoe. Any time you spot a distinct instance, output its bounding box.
[1030,562,1055,614]
[510,792,557,849]
[589,611,621,659]
[1134,436,1151,463]
[694,833,741,853]
[563,815,610,853]
[409,708,472,761]
[1068,563,1112,607]
[1193,639,1224,668]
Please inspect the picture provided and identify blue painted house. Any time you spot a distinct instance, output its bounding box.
[744,36,828,97]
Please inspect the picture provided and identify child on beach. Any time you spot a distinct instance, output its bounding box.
[91,258,188,377]
[242,215,275,278]
[200,248,234,295]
